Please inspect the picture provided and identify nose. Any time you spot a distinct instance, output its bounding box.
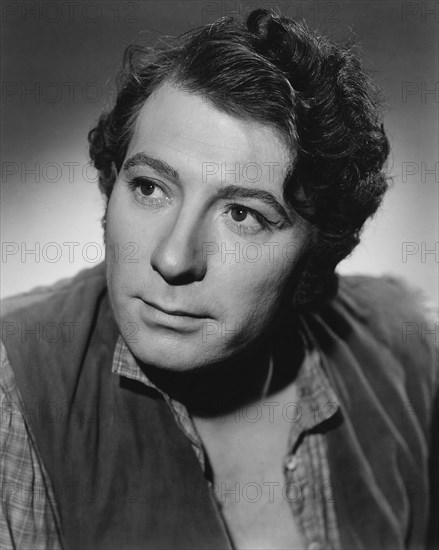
[150,207,208,285]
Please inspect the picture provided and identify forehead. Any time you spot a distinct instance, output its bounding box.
[127,83,292,186]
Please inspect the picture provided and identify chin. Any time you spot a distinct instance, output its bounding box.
[112,297,257,371]
[126,347,214,373]
[125,321,250,373]
[124,327,214,372]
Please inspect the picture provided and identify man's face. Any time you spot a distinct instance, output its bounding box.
[105,83,310,371]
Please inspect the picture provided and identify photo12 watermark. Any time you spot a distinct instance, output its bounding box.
[401,242,438,263]
[401,1,439,22]
[1,2,141,24]
[2,81,116,105]
[2,161,99,184]
[401,82,439,103]
[1,241,142,265]
[400,162,439,183]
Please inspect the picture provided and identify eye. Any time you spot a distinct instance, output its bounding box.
[138,181,155,196]
[127,177,170,207]
[230,207,249,223]
[223,205,272,236]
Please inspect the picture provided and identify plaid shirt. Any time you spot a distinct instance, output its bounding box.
[1,327,341,550]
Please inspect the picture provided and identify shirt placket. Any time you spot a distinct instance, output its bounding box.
[113,334,341,550]
[280,333,341,550]
[283,433,336,550]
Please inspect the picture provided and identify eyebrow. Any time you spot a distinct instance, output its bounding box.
[123,152,179,182]
[123,152,291,220]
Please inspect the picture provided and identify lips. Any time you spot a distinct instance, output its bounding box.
[141,299,208,319]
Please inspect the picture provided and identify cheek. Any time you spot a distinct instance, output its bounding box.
[106,186,140,244]
[105,187,144,295]
[214,253,295,326]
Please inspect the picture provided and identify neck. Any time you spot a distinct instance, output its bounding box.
[138,310,305,418]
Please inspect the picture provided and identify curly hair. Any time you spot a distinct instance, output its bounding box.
[88,8,390,310]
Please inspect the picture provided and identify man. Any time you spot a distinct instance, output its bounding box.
[1,8,437,550]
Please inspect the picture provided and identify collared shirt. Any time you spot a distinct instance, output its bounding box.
[1,325,341,550]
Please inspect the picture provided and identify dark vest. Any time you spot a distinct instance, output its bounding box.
[1,262,436,549]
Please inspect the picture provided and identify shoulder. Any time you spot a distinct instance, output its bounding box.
[337,273,436,325]
[1,261,107,320]
[330,273,438,426]
[336,273,437,363]
[0,341,62,550]
[0,261,112,387]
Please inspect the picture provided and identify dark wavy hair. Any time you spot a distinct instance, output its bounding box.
[88,8,390,309]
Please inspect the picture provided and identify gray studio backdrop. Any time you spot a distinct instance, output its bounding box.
[1,1,438,313]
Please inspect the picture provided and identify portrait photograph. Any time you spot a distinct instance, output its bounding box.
[1,1,438,549]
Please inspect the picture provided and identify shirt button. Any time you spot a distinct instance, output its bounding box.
[283,455,297,472]
[308,542,323,550]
